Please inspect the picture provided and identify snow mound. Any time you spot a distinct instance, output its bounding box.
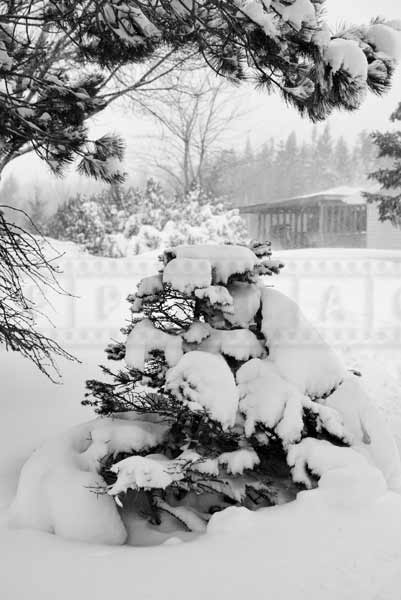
[163,257,212,293]
[207,505,255,535]
[323,375,401,491]
[288,438,387,508]
[261,287,346,397]
[9,415,169,544]
[165,351,239,429]
[172,244,258,284]
[125,318,183,370]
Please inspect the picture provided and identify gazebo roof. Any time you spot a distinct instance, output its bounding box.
[239,186,369,214]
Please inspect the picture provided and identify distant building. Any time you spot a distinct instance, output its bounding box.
[239,186,401,250]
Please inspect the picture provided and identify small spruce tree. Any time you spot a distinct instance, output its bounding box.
[84,241,349,531]
[365,102,401,223]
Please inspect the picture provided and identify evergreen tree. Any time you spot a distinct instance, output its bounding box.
[297,141,315,195]
[46,194,107,255]
[83,241,350,531]
[274,132,301,198]
[365,103,401,223]
[333,137,353,185]
[1,2,400,180]
[312,125,337,190]
[354,130,380,182]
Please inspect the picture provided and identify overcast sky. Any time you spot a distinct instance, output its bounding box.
[4,0,401,188]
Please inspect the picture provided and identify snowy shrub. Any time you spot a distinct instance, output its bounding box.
[47,194,108,255]
[47,181,248,257]
[80,239,399,538]
[120,185,248,256]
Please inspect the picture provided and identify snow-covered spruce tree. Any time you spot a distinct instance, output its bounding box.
[83,241,355,531]
[365,102,401,223]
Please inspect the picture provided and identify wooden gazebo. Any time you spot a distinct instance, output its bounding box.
[239,187,367,249]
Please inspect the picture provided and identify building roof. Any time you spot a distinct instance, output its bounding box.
[239,186,371,213]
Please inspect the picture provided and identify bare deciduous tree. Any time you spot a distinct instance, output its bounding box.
[128,69,244,193]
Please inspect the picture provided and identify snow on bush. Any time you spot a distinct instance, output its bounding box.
[163,257,212,294]
[165,350,239,429]
[48,182,249,257]
[224,282,261,327]
[109,455,175,495]
[196,327,265,362]
[260,287,346,397]
[287,438,388,508]
[323,376,401,491]
[125,319,183,370]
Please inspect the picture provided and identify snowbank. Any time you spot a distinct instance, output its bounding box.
[9,414,169,544]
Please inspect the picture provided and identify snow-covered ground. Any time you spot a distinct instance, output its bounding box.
[2,243,401,600]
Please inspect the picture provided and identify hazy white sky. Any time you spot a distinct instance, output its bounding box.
[5,0,401,187]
